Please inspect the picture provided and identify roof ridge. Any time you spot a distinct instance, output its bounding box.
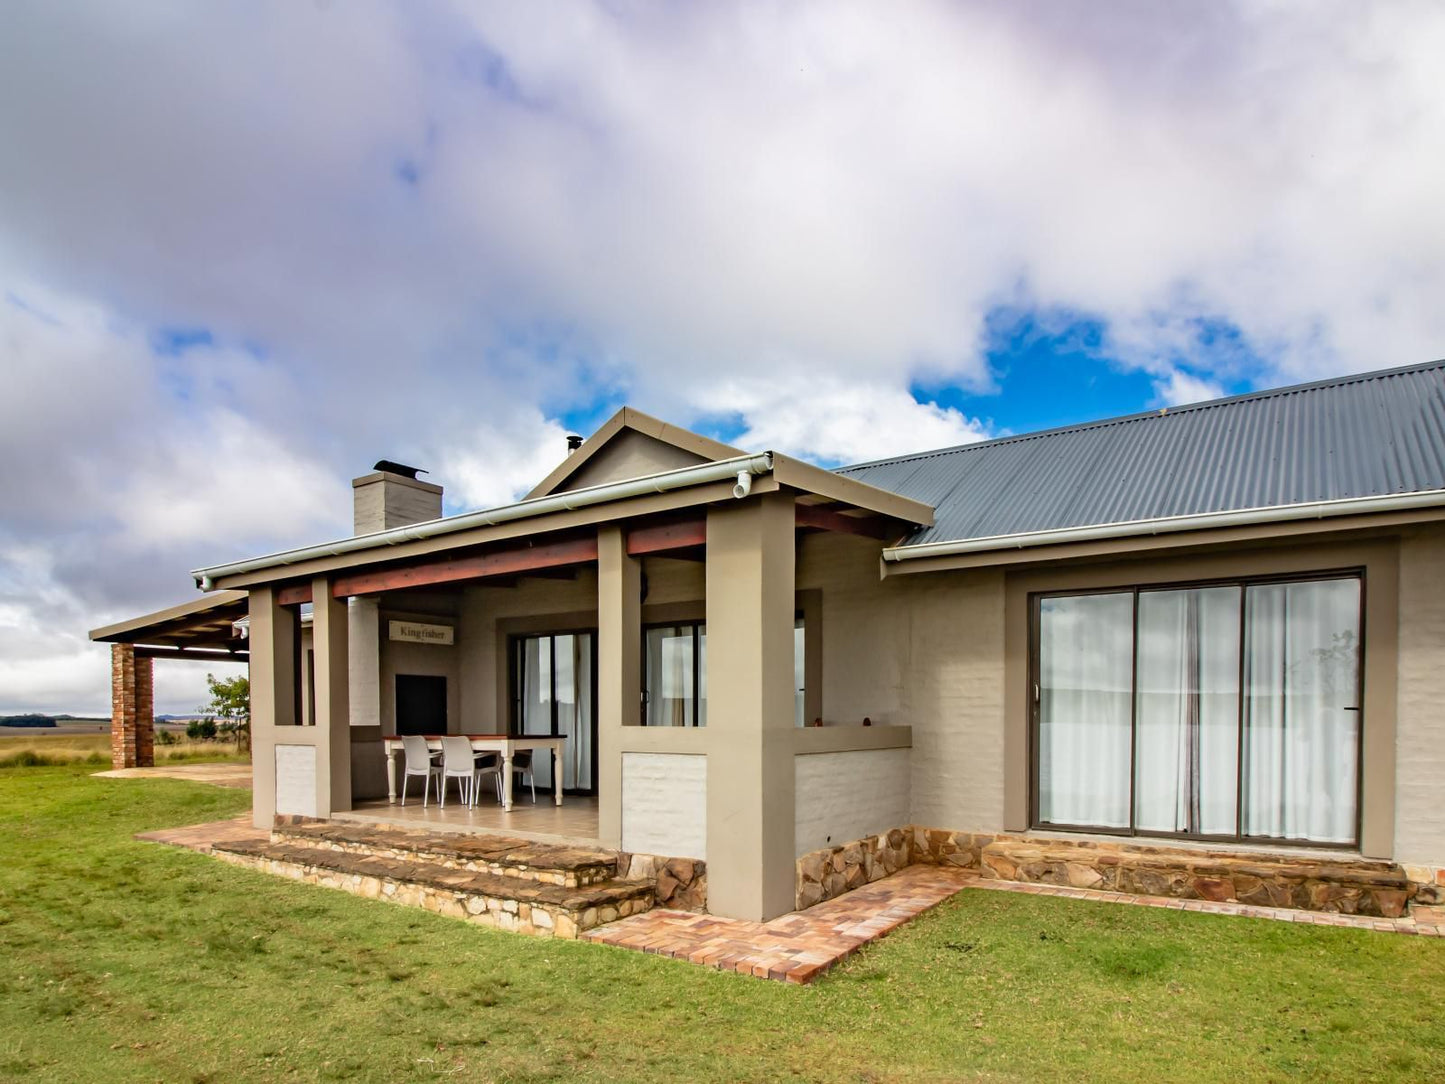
[836,357,1445,474]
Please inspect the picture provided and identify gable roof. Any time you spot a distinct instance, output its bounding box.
[839,359,1445,551]
[526,407,745,499]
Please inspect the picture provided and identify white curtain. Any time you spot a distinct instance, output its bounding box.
[1038,593,1134,828]
[646,626,698,727]
[1243,580,1360,843]
[1134,587,1240,835]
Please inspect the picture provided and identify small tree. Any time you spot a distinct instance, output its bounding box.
[200,673,250,753]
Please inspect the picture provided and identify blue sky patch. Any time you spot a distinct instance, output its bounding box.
[151,326,214,357]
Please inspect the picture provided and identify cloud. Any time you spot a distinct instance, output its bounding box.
[704,375,991,465]
[3,1,1445,707]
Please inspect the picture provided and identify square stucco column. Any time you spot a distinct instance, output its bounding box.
[313,577,352,816]
[596,526,639,849]
[248,587,297,830]
[347,597,381,728]
[110,643,154,769]
[706,492,797,922]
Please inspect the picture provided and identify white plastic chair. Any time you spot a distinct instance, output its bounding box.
[439,736,476,808]
[470,751,502,808]
[509,750,538,804]
[400,735,441,807]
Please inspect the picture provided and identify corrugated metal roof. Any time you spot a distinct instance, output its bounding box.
[837,360,1445,547]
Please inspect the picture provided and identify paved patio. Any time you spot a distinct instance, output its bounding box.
[94,762,253,788]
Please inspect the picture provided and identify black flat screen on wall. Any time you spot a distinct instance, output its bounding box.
[395,674,446,736]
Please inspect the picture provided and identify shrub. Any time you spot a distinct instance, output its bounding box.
[185,719,219,741]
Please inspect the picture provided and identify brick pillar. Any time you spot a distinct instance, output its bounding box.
[110,644,154,769]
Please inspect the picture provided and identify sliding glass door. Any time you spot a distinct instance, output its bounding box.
[512,632,596,794]
[1033,574,1362,846]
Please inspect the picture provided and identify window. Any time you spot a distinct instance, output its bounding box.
[512,632,596,792]
[1033,574,1362,846]
[642,615,808,727]
[643,624,705,726]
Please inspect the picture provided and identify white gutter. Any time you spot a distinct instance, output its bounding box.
[882,489,1445,562]
[194,452,775,588]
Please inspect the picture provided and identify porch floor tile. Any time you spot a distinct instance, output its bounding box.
[582,865,975,984]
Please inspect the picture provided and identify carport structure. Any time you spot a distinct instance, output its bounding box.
[89,591,250,769]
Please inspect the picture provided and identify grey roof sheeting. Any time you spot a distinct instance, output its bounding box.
[837,360,1445,549]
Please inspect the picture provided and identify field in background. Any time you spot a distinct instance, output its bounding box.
[0,731,247,768]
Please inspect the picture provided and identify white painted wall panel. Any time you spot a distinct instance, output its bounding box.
[622,752,707,859]
[794,748,910,856]
[275,744,317,817]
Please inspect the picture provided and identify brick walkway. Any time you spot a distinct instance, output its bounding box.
[583,865,974,984]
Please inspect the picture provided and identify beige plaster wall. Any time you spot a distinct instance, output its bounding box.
[377,607,462,733]
[795,531,1008,834]
[1395,524,1445,867]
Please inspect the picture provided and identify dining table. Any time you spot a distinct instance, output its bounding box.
[382,733,568,812]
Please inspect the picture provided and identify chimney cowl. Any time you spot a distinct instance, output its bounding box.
[566,435,584,455]
[372,459,427,480]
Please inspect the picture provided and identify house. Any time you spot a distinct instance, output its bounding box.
[92,361,1445,927]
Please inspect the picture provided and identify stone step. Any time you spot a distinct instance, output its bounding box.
[979,838,1415,918]
[214,839,654,939]
[271,821,619,888]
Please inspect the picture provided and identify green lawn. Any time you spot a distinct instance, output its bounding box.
[0,766,1441,1082]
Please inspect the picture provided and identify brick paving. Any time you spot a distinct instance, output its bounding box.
[582,865,975,984]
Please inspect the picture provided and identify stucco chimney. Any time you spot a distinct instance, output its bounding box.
[352,460,443,535]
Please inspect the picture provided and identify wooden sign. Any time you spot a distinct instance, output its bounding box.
[388,620,454,646]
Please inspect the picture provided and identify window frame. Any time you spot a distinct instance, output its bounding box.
[1027,567,1367,848]
[640,620,706,727]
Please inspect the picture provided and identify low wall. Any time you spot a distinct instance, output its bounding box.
[797,823,1442,918]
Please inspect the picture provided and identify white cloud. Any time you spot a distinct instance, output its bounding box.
[1153,369,1228,409]
[706,374,991,465]
[3,1,1445,707]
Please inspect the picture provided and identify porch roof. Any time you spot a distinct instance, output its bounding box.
[89,589,250,660]
[191,449,934,593]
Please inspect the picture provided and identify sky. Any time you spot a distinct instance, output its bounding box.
[2,1,1445,715]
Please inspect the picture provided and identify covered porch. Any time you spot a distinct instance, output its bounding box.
[89,591,251,769]
[204,438,933,922]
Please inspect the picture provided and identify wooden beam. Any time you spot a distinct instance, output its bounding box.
[332,536,599,597]
[794,504,894,539]
[276,584,313,606]
[626,518,707,556]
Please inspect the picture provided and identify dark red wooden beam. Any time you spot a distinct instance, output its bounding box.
[332,536,599,597]
[794,504,894,539]
[626,518,707,556]
[276,584,313,606]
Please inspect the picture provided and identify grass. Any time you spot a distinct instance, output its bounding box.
[0,766,1442,1082]
[0,732,247,769]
